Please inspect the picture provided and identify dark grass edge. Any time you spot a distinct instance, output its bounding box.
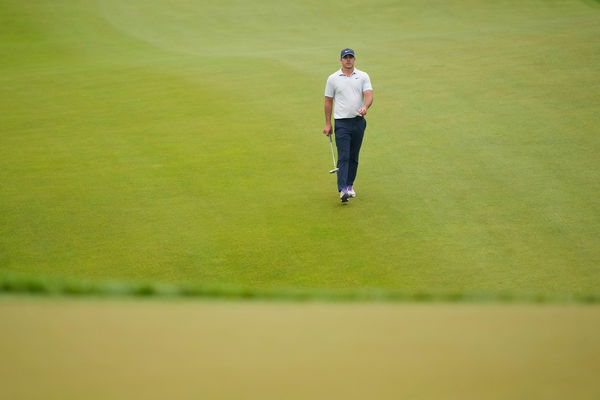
[0,272,598,304]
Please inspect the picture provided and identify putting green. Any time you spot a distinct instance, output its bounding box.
[1,0,599,300]
[1,297,600,399]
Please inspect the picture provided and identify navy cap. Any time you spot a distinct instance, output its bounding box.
[340,48,355,58]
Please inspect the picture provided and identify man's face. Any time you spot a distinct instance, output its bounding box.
[341,54,355,69]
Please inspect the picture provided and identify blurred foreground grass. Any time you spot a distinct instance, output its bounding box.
[1,297,599,400]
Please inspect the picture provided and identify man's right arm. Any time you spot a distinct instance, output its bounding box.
[323,96,333,136]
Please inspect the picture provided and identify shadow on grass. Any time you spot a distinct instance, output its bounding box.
[581,0,600,7]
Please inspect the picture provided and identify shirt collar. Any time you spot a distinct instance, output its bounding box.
[338,68,357,76]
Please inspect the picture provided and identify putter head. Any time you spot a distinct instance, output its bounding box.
[329,168,339,174]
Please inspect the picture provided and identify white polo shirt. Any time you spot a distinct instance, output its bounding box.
[324,68,373,119]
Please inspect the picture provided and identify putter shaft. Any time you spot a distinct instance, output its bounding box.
[329,134,338,173]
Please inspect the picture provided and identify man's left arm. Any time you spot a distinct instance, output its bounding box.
[358,72,373,116]
[358,90,373,116]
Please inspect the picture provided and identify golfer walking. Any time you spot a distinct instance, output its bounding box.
[323,48,373,203]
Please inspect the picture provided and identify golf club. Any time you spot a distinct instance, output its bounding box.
[328,134,339,174]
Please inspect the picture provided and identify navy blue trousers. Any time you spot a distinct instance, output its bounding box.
[334,116,366,192]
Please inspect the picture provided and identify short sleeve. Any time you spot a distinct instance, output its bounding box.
[324,76,335,97]
[362,73,373,92]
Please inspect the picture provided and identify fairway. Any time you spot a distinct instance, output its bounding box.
[2,0,599,300]
[2,1,600,398]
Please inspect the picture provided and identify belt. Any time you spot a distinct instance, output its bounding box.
[335,115,364,121]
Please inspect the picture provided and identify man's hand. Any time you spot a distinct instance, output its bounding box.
[323,124,332,136]
[358,106,368,116]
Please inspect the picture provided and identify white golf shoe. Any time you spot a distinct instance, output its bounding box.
[340,191,349,203]
[347,186,356,198]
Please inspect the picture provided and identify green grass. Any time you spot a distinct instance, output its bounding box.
[4,270,599,303]
[1,0,599,301]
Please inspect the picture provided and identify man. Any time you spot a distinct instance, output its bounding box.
[323,48,373,203]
